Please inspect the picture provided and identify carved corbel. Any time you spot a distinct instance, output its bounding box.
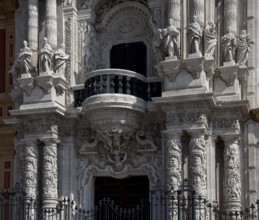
[17,74,35,96]
[218,65,239,87]
[185,56,204,79]
[35,74,54,94]
[156,59,181,82]
[204,57,215,79]
[53,75,68,96]
[237,65,249,84]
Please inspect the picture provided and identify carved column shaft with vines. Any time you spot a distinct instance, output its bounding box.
[43,140,58,208]
[24,140,39,199]
[189,134,207,197]
[224,0,237,34]
[223,137,241,211]
[166,134,182,219]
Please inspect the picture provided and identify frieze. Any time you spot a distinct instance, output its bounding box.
[168,112,208,125]
[212,118,240,129]
[22,122,58,135]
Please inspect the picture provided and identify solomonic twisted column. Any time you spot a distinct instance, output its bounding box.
[223,137,241,211]
[43,140,58,209]
[166,134,182,220]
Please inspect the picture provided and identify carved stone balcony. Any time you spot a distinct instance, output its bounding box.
[74,69,161,107]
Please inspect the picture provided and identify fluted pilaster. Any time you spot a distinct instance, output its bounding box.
[43,140,58,208]
[168,0,181,29]
[223,136,241,211]
[45,0,57,49]
[224,0,238,34]
[189,0,205,26]
[28,0,38,67]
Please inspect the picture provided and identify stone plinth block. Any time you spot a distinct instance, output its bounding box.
[216,64,240,101]
[17,73,34,96]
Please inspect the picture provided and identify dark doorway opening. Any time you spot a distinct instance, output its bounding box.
[110,42,147,76]
[95,176,149,208]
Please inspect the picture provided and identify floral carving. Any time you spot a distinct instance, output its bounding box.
[168,112,207,125]
[213,118,239,129]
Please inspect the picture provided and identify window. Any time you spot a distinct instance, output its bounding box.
[0,29,6,92]
[110,42,147,76]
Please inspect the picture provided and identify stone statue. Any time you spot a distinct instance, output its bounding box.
[221,26,237,63]
[204,21,217,57]
[158,19,180,58]
[54,43,69,75]
[40,37,53,72]
[10,40,33,79]
[237,30,251,65]
[18,40,33,74]
[186,15,203,54]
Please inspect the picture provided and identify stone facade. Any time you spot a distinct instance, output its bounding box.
[5,0,259,219]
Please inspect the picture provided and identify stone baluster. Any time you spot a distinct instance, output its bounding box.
[28,0,38,67]
[222,136,241,212]
[45,0,57,49]
[43,140,58,209]
[189,133,207,219]
[189,0,205,26]
[168,0,181,29]
[24,140,38,219]
[166,134,182,219]
[224,0,238,34]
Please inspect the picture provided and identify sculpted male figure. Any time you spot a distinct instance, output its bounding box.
[237,30,251,65]
[204,21,217,57]
[54,43,69,75]
[186,16,203,54]
[19,40,33,74]
[158,18,180,58]
[221,26,237,63]
[40,37,53,72]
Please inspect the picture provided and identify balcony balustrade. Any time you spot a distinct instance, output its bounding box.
[74,69,161,107]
